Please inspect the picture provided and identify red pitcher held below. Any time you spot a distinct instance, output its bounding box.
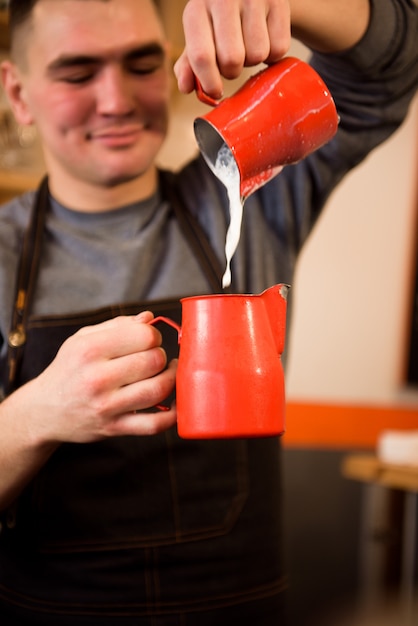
[151,284,289,439]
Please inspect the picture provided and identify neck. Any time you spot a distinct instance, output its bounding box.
[47,167,159,212]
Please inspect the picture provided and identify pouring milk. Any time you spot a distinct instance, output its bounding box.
[213,143,243,289]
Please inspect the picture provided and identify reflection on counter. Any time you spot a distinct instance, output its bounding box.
[0,8,9,49]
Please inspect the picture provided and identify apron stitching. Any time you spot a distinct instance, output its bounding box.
[0,576,288,614]
[165,430,182,541]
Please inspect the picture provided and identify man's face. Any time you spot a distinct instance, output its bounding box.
[10,0,171,189]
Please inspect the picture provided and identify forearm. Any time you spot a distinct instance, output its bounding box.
[0,382,58,511]
[290,0,370,52]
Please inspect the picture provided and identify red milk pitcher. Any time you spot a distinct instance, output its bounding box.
[194,56,339,199]
[151,284,289,439]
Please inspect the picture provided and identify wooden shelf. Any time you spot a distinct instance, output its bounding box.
[0,10,9,50]
[342,454,418,492]
[0,168,43,202]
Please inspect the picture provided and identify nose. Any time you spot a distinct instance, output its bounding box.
[95,65,135,117]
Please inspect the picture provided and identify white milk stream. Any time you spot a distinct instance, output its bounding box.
[213,144,243,289]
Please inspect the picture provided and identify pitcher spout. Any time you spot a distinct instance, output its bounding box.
[260,283,290,354]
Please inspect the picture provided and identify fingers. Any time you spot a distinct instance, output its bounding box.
[69,313,175,403]
[107,357,178,417]
[104,361,179,437]
[174,50,197,95]
[206,0,246,80]
[74,313,162,360]
[177,0,223,98]
[174,0,291,96]
[243,0,291,66]
[107,402,178,437]
[240,4,272,68]
[103,346,168,389]
[44,313,178,440]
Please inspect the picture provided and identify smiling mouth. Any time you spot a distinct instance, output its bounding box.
[88,125,146,147]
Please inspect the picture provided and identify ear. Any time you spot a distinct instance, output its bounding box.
[1,60,35,126]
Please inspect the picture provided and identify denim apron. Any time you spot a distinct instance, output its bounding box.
[0,176,286,624]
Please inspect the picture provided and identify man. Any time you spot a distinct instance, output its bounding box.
[0,0,416,624]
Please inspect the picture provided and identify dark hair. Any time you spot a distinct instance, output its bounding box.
[8,0,38,36]
[9,0,159,33]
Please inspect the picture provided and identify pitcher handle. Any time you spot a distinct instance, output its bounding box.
[148,316,181,412]
[195,76,222,107]
[149,315,182,340]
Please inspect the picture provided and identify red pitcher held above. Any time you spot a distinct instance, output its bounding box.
[194,56,339,199]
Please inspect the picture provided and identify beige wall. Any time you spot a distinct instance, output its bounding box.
[286,96,418,405]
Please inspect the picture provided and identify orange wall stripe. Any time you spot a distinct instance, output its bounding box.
[282,402,418,449]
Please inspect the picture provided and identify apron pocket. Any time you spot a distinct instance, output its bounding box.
[16,430,249,553]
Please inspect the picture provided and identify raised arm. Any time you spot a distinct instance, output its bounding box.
[290,0,370,53]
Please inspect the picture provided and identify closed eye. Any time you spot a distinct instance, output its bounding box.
[47,56,99,84]
[58,69,96,84]
[47,43,167,84]
[126,48,166,76]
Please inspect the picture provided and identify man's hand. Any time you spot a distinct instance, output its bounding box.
[174,0,291,98]
[31,311,177,442]
[0,312,177,509]
[174,0,371,98]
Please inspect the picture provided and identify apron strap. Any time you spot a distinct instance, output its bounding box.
[6,176,49,394]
